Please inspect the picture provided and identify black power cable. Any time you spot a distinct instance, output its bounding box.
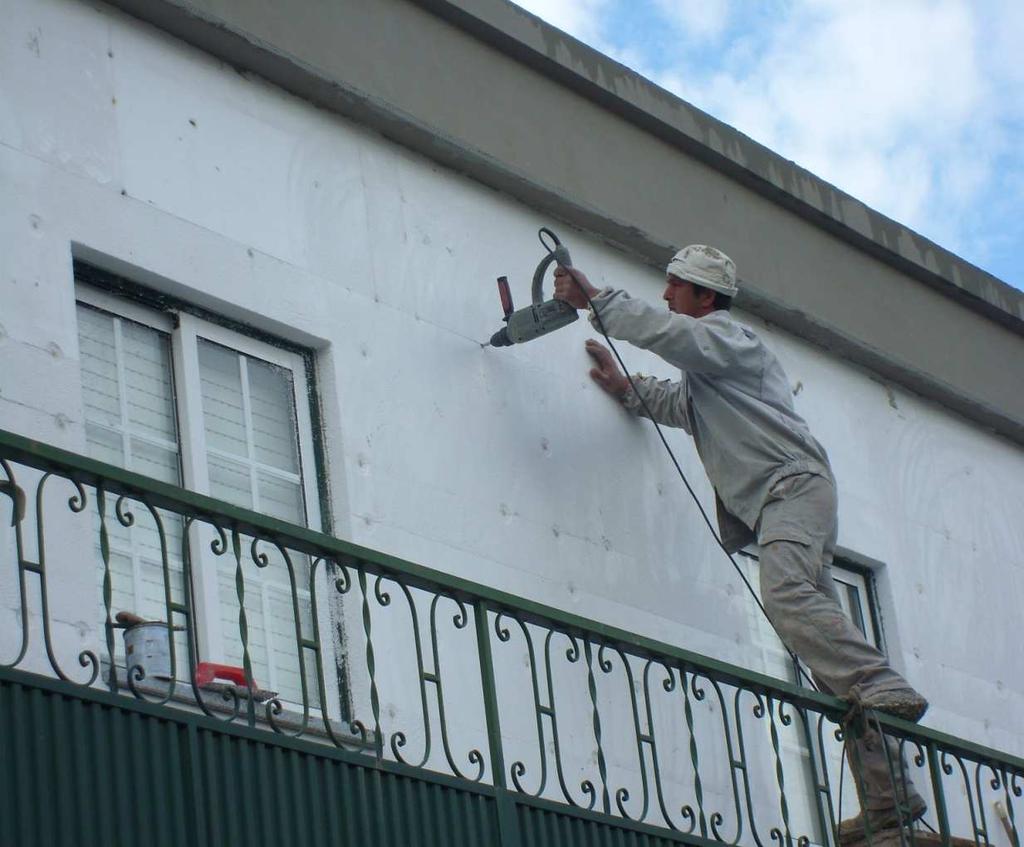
[548,240,818,691]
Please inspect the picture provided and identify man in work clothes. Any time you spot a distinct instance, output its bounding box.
[553,245,928,840]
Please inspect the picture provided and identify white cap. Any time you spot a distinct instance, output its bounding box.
[666,245,738,297]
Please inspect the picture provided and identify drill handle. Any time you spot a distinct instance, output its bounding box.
[531,230,573,306]
[496,276,514,319]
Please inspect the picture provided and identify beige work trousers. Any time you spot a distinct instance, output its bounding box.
[757,473,923,812]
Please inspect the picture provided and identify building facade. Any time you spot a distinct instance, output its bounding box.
[1,1,1022,845]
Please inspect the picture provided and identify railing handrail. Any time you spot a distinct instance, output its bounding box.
[0,424,1020,773]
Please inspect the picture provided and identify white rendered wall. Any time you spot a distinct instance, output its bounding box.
[1,0,1023,831]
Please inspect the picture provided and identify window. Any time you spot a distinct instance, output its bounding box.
[75,278,328,709]
[735,549,883,680]
[831,560,881,649]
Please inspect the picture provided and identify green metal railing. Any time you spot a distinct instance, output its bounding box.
[0,427,1020,847]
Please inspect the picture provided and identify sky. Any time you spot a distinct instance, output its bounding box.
[511,0,1024,291]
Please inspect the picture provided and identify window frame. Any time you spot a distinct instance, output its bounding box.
[74,267,338,716]
[73,261,331,535]
[734,547,885,668]
[830,557,883,652]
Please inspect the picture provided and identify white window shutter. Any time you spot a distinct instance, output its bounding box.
[76,303,186,667]
[196,338,317,708]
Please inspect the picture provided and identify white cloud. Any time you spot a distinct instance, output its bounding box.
[651,0,1021,265]
[653,0,730,41]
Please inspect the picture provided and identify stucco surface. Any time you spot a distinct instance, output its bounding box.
[95,0,1024,446]
[1,0,1022,828]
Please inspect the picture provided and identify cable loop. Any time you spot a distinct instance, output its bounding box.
[538,227,561,253]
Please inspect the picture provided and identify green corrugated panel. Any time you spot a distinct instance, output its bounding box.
[0,673,502,847]
[517,802,698,847]
[0,680,191,847]
[191,726,500,846]
[3,670,724,847]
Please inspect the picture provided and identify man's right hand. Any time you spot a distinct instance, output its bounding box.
[585,339,630,398]
[553,266,599,310]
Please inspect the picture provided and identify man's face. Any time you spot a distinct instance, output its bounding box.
[663,275,709,317]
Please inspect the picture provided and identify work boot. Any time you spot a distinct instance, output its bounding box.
[858,690,929,723]
[838,795,927,842]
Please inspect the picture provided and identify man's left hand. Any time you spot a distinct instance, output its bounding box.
[553,266,599,310]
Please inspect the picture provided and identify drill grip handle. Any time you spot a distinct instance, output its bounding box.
[531,239,573,306]
[497,276,514,319]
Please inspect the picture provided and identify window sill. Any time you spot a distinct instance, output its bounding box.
[102,662,375,754]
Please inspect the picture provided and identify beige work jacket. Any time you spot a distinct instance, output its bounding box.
[590,289,834,552]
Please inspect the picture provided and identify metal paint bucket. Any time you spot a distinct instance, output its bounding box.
[122,622,172,681]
